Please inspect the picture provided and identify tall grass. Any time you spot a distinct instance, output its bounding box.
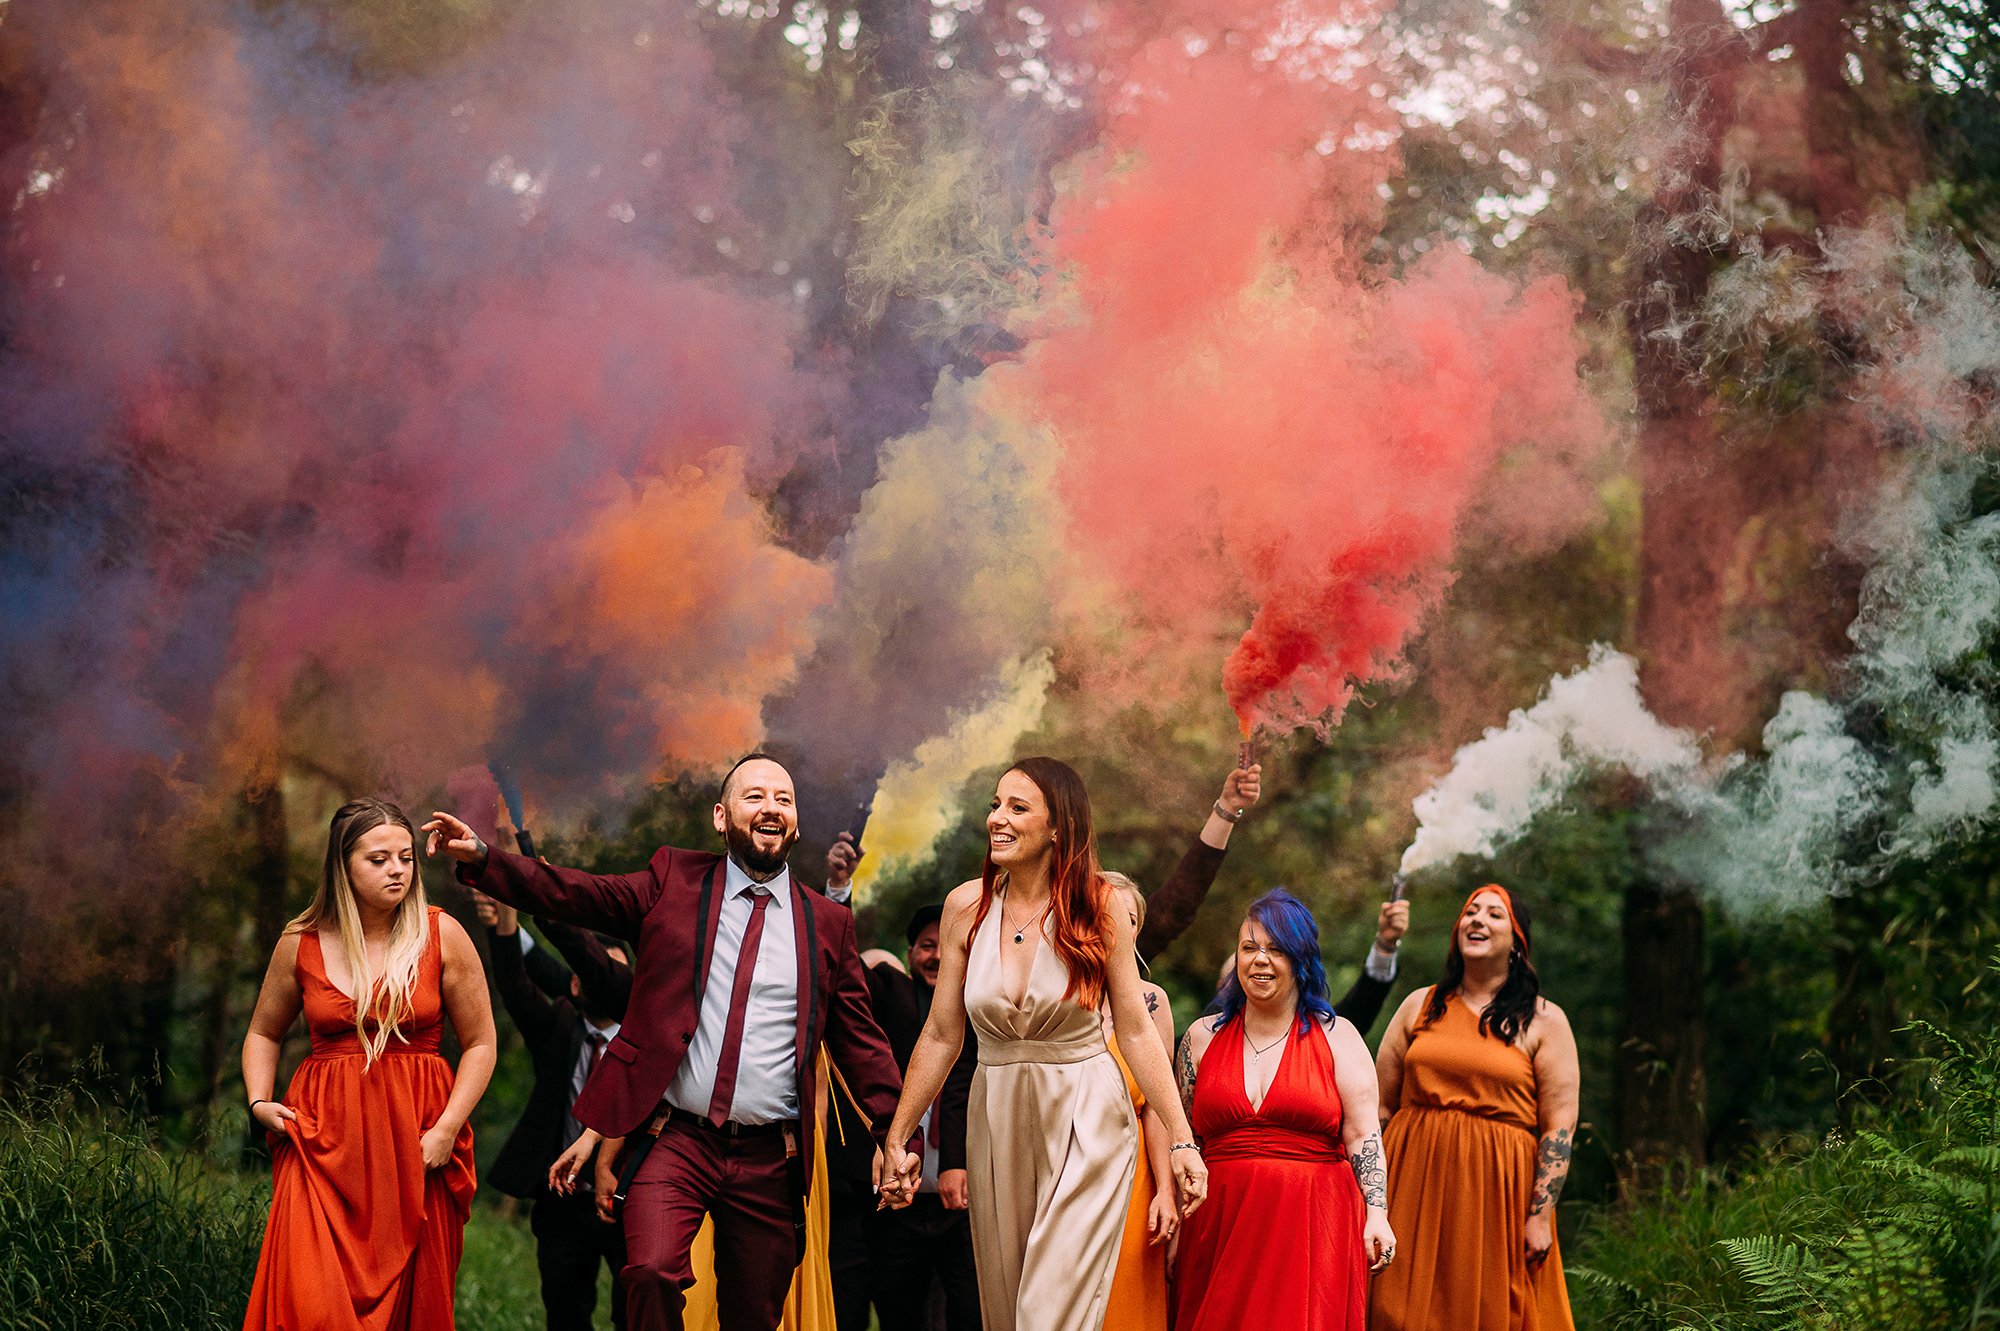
[0,1084,267,1329]
[1571,962,2000,1330]
[0,1080,556,1330]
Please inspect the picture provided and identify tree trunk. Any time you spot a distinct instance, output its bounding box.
[250,779,291,958]
[1619,0,1750,1183]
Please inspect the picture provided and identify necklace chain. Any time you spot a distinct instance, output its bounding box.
[1245,1023,1289,1062]
[1001,894,1051,944]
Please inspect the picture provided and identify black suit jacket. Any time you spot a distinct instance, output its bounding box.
[1332,970,1394,1037]
[520,916,635,1020]
[827,963,976,1189]
[485,924,614,1200]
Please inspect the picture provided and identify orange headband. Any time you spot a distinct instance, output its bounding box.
[1450,883,1529,961]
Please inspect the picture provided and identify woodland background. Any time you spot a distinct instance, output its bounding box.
[2,0,1999,1326]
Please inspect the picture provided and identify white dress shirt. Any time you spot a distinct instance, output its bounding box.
[662,859,801,1125]
[564,1018,620,1153]
[1364,943,1400,983]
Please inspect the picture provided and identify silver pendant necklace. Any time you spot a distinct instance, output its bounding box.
[1002,897,1050,945]
[1246,1027,1288,1062]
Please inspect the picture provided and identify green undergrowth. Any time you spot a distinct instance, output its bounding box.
[0,1083,266,1329]
[1570,962,2000,1330]
[0,1081,553,1329]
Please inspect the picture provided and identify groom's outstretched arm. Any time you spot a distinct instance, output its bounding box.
[425,811,663,939]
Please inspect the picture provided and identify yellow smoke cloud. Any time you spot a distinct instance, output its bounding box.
[852,649,1056,900]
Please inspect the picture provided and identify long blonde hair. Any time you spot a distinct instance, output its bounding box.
[286,798,430,1068]
[1099,870,1149,977]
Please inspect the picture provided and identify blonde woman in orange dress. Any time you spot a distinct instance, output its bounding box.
[1367,885,1579,1331]
[241,798,497,1330]
[1097,873,1180,1331]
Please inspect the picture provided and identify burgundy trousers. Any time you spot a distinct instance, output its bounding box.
[622,1120,800,1331]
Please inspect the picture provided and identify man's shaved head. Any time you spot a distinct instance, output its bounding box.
[720,751,792,803]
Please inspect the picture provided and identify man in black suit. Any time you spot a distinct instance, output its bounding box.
[480,890,634,1331]
[822,836,979,1331]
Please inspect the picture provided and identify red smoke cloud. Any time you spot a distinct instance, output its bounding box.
[1018,0,1604,736]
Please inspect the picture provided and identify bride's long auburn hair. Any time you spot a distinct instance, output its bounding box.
[977,757,1113,1010]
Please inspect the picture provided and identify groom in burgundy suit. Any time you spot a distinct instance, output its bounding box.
[425,754,904,1331]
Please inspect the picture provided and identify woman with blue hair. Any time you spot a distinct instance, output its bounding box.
[1172,889,1394,1331]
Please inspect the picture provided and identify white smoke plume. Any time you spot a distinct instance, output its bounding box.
[1406,224,2000,913]
[1401,644,1712,875]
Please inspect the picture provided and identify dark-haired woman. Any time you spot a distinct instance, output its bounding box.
[1173,889,1393,1331]
[241,799,497,1330]
[880,757,1209,1331]
[1367,886,1579,1331]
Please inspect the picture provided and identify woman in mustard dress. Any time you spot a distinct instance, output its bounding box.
[1095,874,1180,1331]
[1368,885,1580,1331]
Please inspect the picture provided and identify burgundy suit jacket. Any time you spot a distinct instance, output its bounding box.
[461,845,902,1196]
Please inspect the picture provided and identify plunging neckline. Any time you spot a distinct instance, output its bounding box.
[1240,1018,1293,1114]
[313,928,388,1007]
[994,887,1048,1010]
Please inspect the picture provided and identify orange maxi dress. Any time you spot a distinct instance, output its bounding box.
[1101,1038,1169,1331]
[1367,994,1573,1331]
[244,907,478,1331]
[1173,1018,1367,1331]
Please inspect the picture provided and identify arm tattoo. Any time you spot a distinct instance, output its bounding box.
[1350,1131,1387,1210]
[1144,990,1159,1014]
[1176,1031,1198,1119]
[1528,1127,1574,1215]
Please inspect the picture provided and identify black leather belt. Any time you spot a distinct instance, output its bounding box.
[661,1106,794,1140]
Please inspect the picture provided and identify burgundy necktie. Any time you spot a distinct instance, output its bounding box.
[582,1030,606,1088]
[706,890,772,1127]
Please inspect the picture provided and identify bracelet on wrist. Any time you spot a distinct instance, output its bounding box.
[1212,800,1245,824]
[249,1098,268,1114]
[1169,1141,1201,1154]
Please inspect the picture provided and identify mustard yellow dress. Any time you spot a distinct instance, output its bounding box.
[680,1051,838,1331]
[1101,1038,1170,1331]
[1368,996,1573,1331]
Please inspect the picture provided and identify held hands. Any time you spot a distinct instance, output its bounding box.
[1169,1147,1209,1216]
[419,1121,458,1170]
[250,1100,297,1135]
[1524,1211,1554,1267]
[1364,1211,1397,1273]
[826,833,863,894]
[937,1168,969,1211]
[421,812,486,866]
[1145,1188,1182,1247]
[874,1142,919,1210]
[549,1129,601,1196]
[1217,765,1262,818]
[1375,900,1411,952]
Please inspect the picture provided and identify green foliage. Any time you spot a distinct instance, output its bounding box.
[0,1080,266,1330]
[1569,957,2000,1330]
[0,1072,578,1330]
